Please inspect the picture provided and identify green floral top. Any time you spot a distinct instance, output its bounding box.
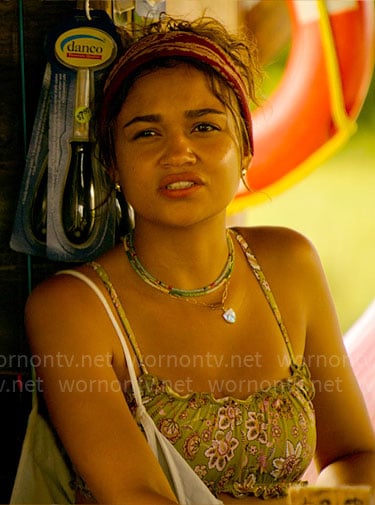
[86,229,316,500]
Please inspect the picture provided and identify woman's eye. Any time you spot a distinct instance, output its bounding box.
[133,129,156,139]
[193,123,219,133]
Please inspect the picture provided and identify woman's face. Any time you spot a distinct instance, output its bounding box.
[113,63,249,229]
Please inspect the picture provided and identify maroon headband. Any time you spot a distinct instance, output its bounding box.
[101,31,254,155]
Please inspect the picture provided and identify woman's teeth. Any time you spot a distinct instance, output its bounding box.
[166,181,195,190]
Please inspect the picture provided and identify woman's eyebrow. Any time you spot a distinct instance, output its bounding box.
[123,108,225,128]
[123,114,161,128]
[185,108,226,118]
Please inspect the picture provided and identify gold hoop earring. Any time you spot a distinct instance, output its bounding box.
[241,168,251,192]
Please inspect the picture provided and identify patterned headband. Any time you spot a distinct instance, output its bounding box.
[101,31,254,155]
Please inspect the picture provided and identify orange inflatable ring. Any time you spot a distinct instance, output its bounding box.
[230,0,375,213]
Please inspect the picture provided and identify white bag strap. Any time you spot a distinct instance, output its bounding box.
[57,269,223,505]
[57,270,143,408]
[57,270,166,457]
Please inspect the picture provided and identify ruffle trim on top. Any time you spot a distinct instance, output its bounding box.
[226,478,308,500]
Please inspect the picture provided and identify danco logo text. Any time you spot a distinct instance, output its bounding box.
[55,27,116,69]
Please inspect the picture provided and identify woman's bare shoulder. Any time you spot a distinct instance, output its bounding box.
[25,263,116,357]
[26,244,122,315]
[234,225,321,269]
[26,265,95,315]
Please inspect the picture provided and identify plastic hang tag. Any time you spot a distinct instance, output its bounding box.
[10,64,51,257]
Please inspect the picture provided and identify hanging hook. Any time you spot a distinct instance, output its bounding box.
[85,0,92,21]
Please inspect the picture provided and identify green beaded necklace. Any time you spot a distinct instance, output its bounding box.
[123,230,237,323]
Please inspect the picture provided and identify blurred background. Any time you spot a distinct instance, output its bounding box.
[0,0,373,501]
[235,50,375,335]
[238,82,375,334]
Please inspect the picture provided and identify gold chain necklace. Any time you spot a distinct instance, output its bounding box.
[168,277,236,324]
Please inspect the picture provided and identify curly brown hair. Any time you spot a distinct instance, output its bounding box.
[125,15,260,100]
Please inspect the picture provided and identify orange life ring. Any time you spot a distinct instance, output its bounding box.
[231,0,375,213]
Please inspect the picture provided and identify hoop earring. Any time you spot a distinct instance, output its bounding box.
[241,168,251,192]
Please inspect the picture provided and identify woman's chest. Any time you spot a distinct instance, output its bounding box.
[113,294,306,399]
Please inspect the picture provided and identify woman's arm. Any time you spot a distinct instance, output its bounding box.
[301,240,375,490]
[25,273,178,505]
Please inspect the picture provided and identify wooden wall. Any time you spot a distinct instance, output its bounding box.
[0,1,77,500]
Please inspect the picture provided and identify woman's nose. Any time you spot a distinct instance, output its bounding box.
[160,133,197,167]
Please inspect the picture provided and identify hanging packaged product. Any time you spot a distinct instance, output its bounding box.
[46,9,121,261]
[11,9,122,262]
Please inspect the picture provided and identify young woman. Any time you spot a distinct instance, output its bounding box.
[25,16,375,505]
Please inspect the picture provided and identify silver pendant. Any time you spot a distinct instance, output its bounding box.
[223,308,236,324]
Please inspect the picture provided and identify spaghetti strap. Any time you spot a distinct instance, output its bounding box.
[55,269,145,408]
[87,262,148,374]
[232,229,298,368]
